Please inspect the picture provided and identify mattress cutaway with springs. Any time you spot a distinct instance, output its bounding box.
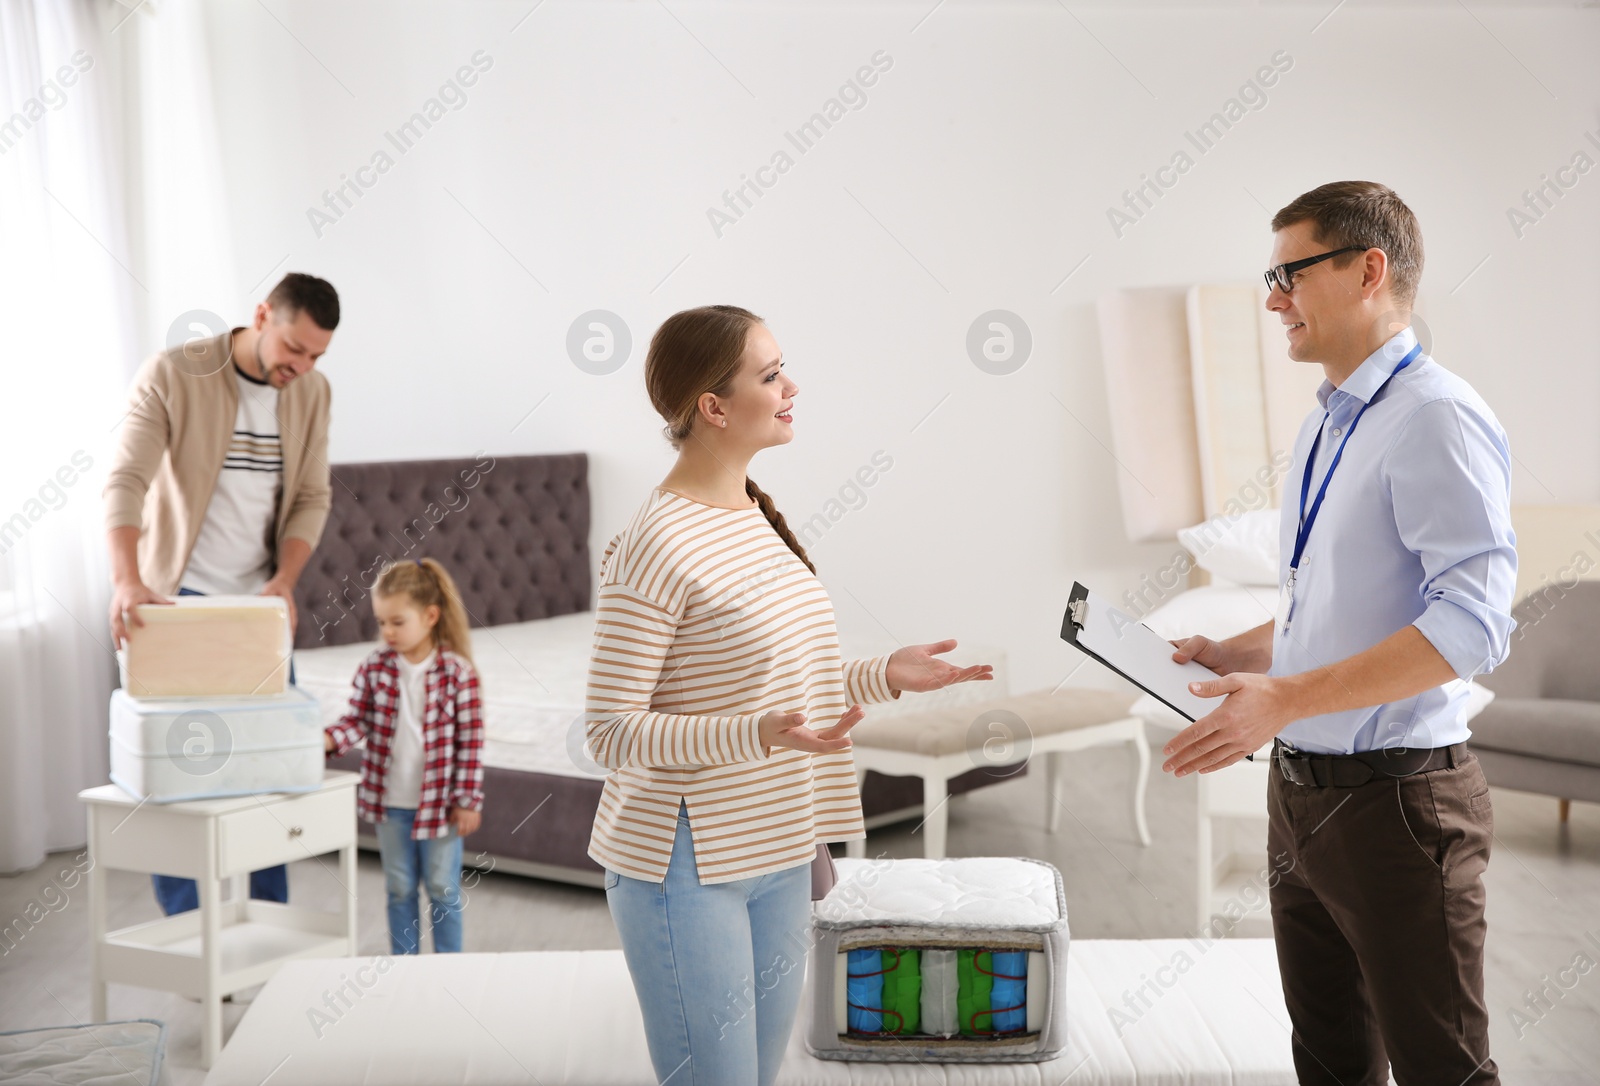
[808,857,1069,1063]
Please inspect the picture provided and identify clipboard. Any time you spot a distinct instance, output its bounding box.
[1059,581,1220,722]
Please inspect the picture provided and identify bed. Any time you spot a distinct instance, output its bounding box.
[199,940,1295,1085]
[292,453,1014,886]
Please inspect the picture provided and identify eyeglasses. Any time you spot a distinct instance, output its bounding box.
[1263,246,1367,294]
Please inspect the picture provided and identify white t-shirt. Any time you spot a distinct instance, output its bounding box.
[180,366,281,596]
[383,649,436,810]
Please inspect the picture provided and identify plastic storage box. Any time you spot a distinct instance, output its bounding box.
[807,856,1070,1063]
[119,596,291,697]
[108,686,323,803]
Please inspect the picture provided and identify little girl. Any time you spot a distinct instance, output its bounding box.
[324,557,484,954]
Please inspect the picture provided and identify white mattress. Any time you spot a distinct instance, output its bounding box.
[295,612,602,779]
[201,942,1293,1085]
[0,1019,166,1085]
[294,614,1010,780]
[817,857,1061,929]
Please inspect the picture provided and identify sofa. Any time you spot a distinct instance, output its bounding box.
[1472,581,1600,825]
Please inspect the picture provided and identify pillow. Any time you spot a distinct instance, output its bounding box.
[1135,585,1280,643]
[1176,508,1281,587]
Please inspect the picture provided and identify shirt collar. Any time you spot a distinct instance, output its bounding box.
[382,646,438,673]
[398,648,438,674]
[1315,325,1421,409]
[229,327,274,388]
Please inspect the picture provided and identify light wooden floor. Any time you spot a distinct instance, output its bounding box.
[2,745,1597,1084]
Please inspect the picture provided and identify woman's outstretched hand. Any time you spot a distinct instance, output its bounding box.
[885,639,994,695]
[760,704,865,753]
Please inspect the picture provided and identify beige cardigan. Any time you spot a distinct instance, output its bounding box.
[103,329,333,595]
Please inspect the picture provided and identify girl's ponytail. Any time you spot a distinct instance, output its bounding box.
[373,557,475,668]
[417,558,473,667]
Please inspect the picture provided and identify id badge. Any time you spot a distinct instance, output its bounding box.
[1276,570,1296,634]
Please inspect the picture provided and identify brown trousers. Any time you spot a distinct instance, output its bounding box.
[1267,748,1498,1085]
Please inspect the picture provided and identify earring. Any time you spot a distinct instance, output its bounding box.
[720,420,727,427]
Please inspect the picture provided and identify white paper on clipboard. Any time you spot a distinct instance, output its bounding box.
[1059,581,1222,722]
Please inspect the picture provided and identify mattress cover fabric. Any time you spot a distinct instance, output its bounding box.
[109,685,325,802]
[110,686,322,747]
[0,1019,166,1086]
[200,943,1295,1085]
[120,595,290,696]
[816,858,1063,930]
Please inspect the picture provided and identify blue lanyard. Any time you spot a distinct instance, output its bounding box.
[1291,342,1422,573]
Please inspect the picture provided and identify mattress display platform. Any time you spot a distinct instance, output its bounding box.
[201,942,1294,1085]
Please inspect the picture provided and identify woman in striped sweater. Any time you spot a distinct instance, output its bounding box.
[586,305,992,1085]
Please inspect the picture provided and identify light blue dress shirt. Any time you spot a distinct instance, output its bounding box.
[1269,326,1518,754]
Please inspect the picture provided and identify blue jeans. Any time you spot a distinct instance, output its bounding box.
[605,801,812,1086]
[151,586,295,915]
[153,866,287,915]
[376,807,465,954]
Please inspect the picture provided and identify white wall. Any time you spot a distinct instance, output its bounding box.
[189,0,1599,693]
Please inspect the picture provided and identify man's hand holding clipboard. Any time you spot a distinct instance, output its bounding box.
[1162,628,1294,777]
[1059,581,1287,777]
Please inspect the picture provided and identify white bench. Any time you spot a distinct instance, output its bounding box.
[847,688,1152,859]
[201,941,1295,1085]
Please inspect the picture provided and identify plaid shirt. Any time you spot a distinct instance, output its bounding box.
[325,647,485,839]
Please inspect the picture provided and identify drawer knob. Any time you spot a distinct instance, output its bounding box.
[289,826,304,838]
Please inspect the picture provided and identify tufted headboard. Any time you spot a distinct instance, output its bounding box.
[292,453,591,649]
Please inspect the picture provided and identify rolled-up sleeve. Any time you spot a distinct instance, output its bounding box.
[1384,397,1518,680]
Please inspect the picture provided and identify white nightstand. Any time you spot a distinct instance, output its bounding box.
[79,770,359,1067]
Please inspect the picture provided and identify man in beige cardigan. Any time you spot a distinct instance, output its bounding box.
[104,272,337,916]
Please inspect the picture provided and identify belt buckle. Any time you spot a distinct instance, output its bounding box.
[1275,741,1303,785]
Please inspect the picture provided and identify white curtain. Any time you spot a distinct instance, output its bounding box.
[130,0,239,333]
[0,0,132,875]
[0,0,237,874]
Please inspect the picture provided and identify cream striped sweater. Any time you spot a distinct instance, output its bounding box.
[585,486,898,885]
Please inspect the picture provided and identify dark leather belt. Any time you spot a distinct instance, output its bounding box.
[1272,738,1467,788]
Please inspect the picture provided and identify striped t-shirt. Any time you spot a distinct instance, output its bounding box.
[585,486,898,885]
[180,366,282,595]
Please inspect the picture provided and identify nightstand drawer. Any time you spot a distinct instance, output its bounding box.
[217,785,354,874]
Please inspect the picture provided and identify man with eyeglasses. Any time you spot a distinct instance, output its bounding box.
[1162,181,1515,1084]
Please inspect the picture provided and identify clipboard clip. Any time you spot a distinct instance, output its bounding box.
[1067,597,1088,630]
